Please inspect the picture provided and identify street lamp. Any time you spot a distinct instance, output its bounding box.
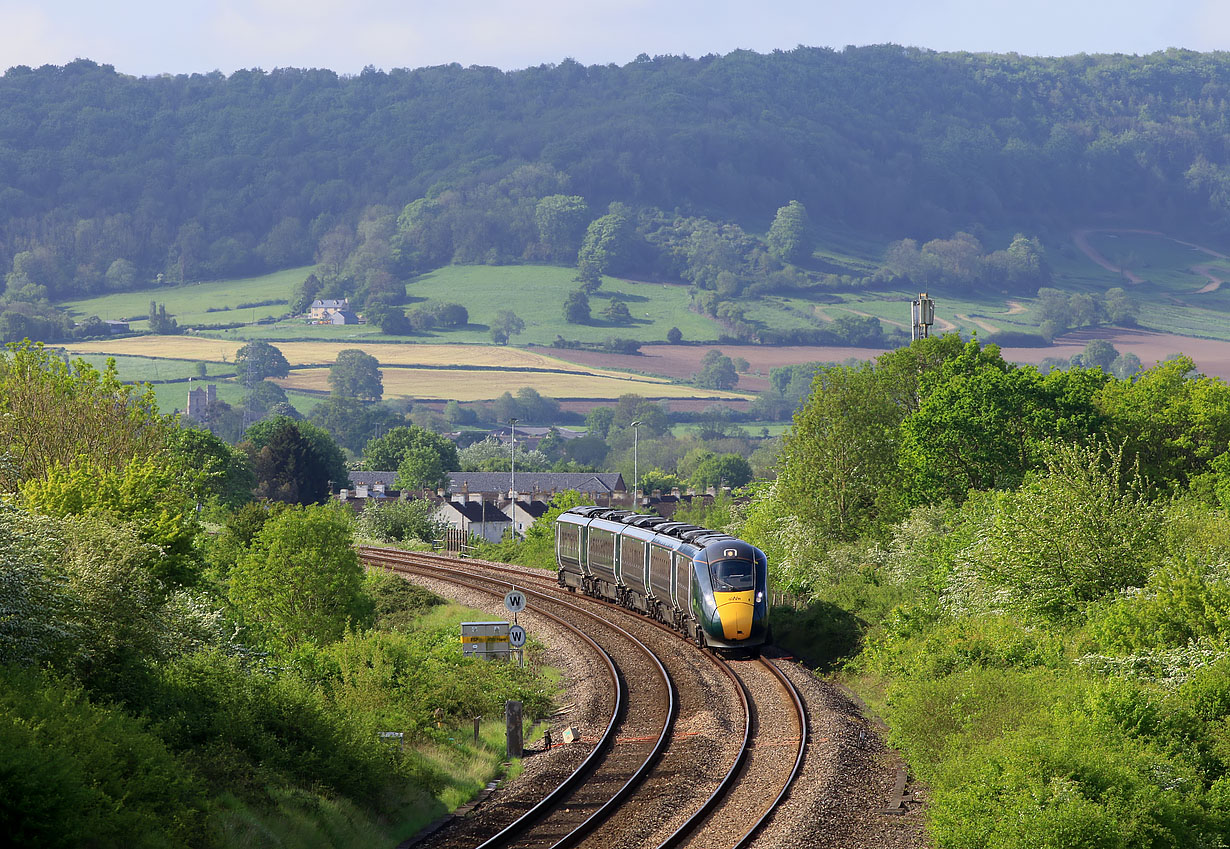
[630,420,641,506]
[507,418,518,502]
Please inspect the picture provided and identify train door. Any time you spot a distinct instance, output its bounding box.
[580,525,589,576]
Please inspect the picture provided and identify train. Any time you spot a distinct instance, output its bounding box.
[555,506,770,653]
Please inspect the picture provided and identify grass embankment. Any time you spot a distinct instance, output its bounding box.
[766,483,1230,847]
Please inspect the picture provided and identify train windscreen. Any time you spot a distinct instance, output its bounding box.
[709,559,754,592]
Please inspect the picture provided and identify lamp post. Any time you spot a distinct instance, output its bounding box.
[508,417,518,502]
[630,420,641,507]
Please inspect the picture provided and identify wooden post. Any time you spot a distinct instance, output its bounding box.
[474,716,480,745]
[505,700,523,759]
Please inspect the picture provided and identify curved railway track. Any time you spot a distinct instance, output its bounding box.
[361,547,809,849]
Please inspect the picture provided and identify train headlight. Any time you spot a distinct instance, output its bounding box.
[755,590,764,603]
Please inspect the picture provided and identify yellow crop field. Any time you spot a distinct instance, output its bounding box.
[276,367,751,402]
[63,337,666,383]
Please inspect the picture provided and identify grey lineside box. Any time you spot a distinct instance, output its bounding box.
[461,621,511,660]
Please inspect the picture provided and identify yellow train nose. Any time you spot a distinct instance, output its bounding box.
[714,591,755,641]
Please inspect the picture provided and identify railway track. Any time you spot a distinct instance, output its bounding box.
[361,548,808,849]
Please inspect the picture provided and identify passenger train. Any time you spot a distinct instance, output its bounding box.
[555,506,770,653]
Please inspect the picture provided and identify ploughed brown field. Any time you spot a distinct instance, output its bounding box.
[535,328,1230,388]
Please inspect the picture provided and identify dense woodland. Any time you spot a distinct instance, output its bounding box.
[5,48,1230,339]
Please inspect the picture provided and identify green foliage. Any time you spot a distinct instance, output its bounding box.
[242,418,332,504]
[363,569,444,631]
[1089,559,1230,653]
[1098,355,1230,493]
[687,452,753,489]
[766,200,811,264]
[965,441,1162,621]
[229,505,364,650]
[562,289,590,324]
[329,348,383,401]
[362,425,459,475]
[234,340,290,383]
[0,342,170,490]
[489,309,524,345]
[21,456,203,587]
[166,425,254,509]
[356,499,446,546]
[0,667,206,849]
[245,414,349,495]
[899,340,1107,506]
[693,349,738,390]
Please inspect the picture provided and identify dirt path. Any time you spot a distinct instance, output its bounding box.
[1071,228,1154,284]
[957,314,999,334]
[845,308,910,330]
[1005,300,1026,315]
[1193,264,1226,294]
[1072,228,1230,293]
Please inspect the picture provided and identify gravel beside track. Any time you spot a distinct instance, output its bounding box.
[671,657,803,849]
[366,551,930,849]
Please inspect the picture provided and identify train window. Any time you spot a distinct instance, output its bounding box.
[709,559,754,592]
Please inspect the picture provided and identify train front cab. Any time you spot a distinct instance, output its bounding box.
[690,540,769,652]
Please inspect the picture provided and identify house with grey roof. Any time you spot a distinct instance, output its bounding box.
[448,471,625,503]
[434,499,512,543]
[308,298,350,320]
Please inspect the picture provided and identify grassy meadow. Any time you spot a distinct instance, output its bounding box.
[61,266,315,330]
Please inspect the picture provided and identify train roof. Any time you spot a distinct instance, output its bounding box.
[560,506,736,545]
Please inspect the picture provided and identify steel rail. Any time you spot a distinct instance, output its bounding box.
[365,547,807,849]
[730,658,808,849]
[362,549,678,849]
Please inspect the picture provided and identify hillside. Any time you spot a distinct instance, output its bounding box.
[4,48,1230,306]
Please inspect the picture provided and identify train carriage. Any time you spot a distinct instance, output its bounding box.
[555,506,770,652]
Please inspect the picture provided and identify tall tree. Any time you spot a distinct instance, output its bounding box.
[242,418,333,504]
[693,349,739,390]
[234,341,290,384]
[229,505,363,651]
[328,348,383,401]
[361,425,459,474]
[765,200,811,264]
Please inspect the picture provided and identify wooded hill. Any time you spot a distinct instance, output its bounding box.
[4,47,1230,317]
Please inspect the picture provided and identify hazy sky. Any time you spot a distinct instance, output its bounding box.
[3,0,1229,77]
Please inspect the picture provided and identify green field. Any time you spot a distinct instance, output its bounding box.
[61,266,315,330]
[53,228,1230,372]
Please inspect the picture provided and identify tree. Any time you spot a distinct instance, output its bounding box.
[778,362,906,540]
[0,342,171,491]
[970,440,1161,621]
[242,418,334,504]
[105,259,136,291]
[148,301,179,334]
[694,349,739,390]
[667,326,683,344]
[394,447,449,491]
[689,453,754,489]
[328,348,383,401]
[165,425,254,510]
[20,457,203,587]
[585,406,615,439]
[563,290,591,324]
[490,310,525,344]
[535,194,589,262]
[229,505,363,651]
[1073,339,1118,372]
[244,379,288,417]
[899,340,1107,506]
[766,200,811,264]
[379,309,412,335]
[234,341,290,383]
[577,207,634,277]
[602,299,632,323]
[362,425,459,474]
[1096,355,1230,492]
